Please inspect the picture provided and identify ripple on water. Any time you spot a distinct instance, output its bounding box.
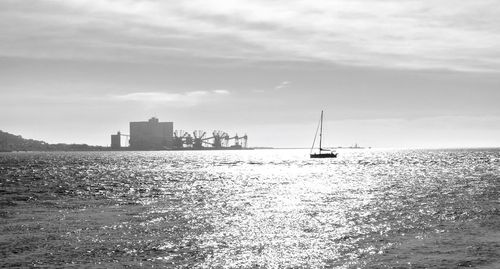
[0,149,499,268]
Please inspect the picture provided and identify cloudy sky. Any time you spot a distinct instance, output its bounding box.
[1,0,499,148]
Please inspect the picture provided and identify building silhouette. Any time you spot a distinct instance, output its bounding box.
[111,132,121,149]
[129,117,173,150]
[109,117,248,150]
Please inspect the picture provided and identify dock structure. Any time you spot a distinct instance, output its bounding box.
[174,130,248,150]
[111,117,247,150]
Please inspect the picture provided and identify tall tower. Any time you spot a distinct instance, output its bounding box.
[111,132,121,149]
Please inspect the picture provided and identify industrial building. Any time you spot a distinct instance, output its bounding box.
[129,117,173,150]
[110,117,247,150]
[110,132,121,149]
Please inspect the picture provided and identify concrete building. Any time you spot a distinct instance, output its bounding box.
[129,117,173,150]
[111,132,121,149]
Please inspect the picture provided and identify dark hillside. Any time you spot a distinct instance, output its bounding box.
[0,130,107,151]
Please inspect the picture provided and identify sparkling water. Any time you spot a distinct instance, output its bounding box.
[1,149,499,268]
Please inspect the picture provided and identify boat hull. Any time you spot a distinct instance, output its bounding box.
[310,153,338,158]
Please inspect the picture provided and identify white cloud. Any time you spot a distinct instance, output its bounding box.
[274,81,290,90]
[112,90,228,106]
[213,89,230,94]
[2,0,500,71]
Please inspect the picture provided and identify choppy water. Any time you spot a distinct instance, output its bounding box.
[1,149,499,268]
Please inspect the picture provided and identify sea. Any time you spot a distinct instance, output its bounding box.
[1,149,499,268]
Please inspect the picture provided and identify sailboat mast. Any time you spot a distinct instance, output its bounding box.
[319,110,323,151]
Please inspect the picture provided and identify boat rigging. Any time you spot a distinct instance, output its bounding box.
[310,110,338,158]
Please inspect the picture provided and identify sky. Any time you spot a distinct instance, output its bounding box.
[1,0,499,148]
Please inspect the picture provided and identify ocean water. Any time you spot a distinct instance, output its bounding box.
[0,149,499,268]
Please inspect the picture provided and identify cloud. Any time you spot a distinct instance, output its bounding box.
[274,81,290,90]
[1,0,500,71]
[213,89,230,94]
[112,90,229,106]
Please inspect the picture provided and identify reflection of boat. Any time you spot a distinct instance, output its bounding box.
[310,110,338,159]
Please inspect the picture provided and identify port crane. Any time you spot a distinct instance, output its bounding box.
[225,134,248,148]
[173,130,189,149]
[192,130,206,149]
[171,130,248,149]
[241,134,248,148]
[202,130,228,149]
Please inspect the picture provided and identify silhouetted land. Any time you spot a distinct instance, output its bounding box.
[0,130,107,152]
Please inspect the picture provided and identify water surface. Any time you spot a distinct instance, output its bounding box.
[1,149,499,268]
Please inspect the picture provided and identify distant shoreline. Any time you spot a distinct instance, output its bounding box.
[2,147,500,153]
[2,130,499,153]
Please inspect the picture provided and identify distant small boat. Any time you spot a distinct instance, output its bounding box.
[310,110,338,158]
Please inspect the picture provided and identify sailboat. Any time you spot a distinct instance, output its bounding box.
[310,110,338,158]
